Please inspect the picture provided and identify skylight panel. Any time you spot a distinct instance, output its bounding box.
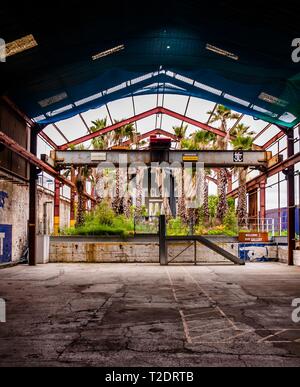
[224,94,250,107]
[252,105,278,117]
[75,92,102,106]
[194,81,222,96]
[174,74,194,85]
[47,104,73,117]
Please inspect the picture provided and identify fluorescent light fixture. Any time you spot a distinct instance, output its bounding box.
[6,34,38,57]
[258,92,288,108]
[92,45,125,60]
[206,44,239,61]
[38,92,68,108]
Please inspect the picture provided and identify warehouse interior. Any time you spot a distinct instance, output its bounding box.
[0,1,300,367]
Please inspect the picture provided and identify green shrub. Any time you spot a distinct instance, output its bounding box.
[61,201,134,237]
[223,209,238,232]
[167,218,189,236]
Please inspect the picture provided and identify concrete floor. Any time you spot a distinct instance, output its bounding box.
[1,262,300,367]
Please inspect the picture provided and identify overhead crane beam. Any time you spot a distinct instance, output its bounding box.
[47,149,273,169]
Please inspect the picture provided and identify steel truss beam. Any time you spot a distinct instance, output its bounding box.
[228,151,300,198]
[58,107,263,151]
[119,129,180,147]
[39,132,58,149]
[0,131,95,202]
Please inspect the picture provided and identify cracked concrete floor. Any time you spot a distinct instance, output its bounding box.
[1,262,300,367]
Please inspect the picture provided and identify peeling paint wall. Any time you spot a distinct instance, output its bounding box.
[0,181,29,262]
[37,187,70,234]
[0,179,71,263]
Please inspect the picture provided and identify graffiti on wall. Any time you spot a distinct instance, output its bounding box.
[0,225,12,263]
[238,243,281,262]
[0,192,8,209]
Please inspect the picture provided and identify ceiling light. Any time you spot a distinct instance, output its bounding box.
[206,44,239,60]
[38,92,68,108]
[92,45,125,60]
[258,92,288,107]
[6,34,38,57]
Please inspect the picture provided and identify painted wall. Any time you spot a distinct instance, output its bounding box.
[239,243,287,262]
[37,187,70,234]
[0,178,71,263]
[0,181,29,263]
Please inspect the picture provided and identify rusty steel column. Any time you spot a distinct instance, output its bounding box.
[287,129,295,266]
[70,168,76,228]
[259,178,266,222]
[248,188,258,227]
[54,179,60,235]
[28,130,37,266]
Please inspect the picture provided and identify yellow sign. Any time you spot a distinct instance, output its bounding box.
[182,154,199,162]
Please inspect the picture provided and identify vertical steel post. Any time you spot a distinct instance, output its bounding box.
[259,178,266,229]
[70,168,76,228]
[159,215,168,265]
[28,130,37,266]
[169,173,176,217]
[54,179,60,235]
[287,130,295,265]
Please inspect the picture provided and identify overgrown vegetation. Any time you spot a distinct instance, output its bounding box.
[61,201,134,237]
[60,196,241,237]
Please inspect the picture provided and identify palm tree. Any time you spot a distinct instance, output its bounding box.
[190,130,216,150]
[111,120,136,214]
[190,130,216,225]
[65,144,94,227]
[75,165,93,227]
[172,125,189,222]
[89,118,109,204]
[231,124,255,228]
[173,124,188,149]
[112,120,136,146]
[207,105,240,223]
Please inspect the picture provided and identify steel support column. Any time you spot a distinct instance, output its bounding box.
[248,188,258,227]
[159,215,168,266]
[54,179,60,235]
[259,178,266,221]
[70,168,76,228]
[28,130,37,266]
[287,130,295,266]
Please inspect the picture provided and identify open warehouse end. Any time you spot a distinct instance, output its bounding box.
[1,1,300,370]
